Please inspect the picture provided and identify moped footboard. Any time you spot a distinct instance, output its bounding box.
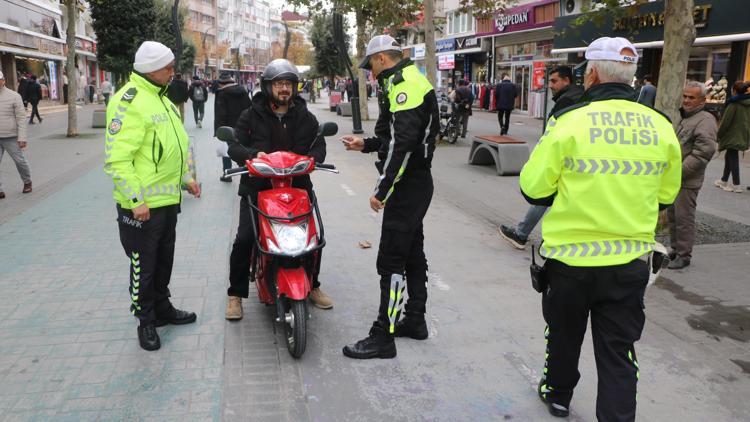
[276,267,311,300]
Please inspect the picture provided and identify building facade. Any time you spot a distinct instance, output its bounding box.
[216,0,271,82]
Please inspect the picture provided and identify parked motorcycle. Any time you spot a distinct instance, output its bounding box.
[437,93,460,144]
[216,123,339,358]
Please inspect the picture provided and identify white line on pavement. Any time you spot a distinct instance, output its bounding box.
[340,184,356,196]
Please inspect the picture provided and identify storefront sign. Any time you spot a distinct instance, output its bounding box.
[48,61,58,101]
[532,62,545,90]
[75,38,95,53]
[479,0,557,36]
[438,54,455,70]
[555,0,747,50]
[456,37,480,50]
[0,28,38,49]
[39,39,64,56]
[436,38,455,53]
[413,45,426,59]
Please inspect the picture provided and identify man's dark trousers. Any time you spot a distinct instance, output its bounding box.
[117,204,179,325]
[668,188,699,260]
[29,100,41,123]
[497,108,512,135]
[541,258,647,422]
[228,189,321,298]
[374,173,433,328]
[193,101,205,123]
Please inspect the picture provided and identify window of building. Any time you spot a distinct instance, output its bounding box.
[447,10,474,35]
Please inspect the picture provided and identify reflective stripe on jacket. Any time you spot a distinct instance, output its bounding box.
[104,72,192,210]
[519,83,682,267]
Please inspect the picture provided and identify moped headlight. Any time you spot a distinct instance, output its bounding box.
[270,221,308,254]
[251,162,277,176]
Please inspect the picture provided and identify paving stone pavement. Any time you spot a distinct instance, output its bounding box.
[0,102,237,420]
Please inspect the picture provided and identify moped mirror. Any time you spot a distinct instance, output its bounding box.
[216,126,235,143]
[318,122,338,137]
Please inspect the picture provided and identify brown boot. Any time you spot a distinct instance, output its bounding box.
[22,182,32,193]
[309,287,333,309]
[225,296,243,320]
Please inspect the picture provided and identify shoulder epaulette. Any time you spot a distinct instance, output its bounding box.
[121,87,138,103]
[392,70,405,86]
[553,101,591,119]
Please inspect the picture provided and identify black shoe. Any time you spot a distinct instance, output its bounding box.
[28,121,35,125]
[154,308,197,327]
[138,324,161,351]
[394,317,428,340]
[342,325,397,359]
[668,251,677,261]
[499,225,527,250]
[538,379,569,417]
[667,256,690,270]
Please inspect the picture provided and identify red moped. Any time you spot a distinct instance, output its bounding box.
[217,123,338,358]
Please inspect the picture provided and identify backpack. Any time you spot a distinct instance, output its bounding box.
[192,84,205,102]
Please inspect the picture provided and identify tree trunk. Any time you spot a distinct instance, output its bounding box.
[283,21,291,59]
[655,0,696,124]
[355,9,369,121]
[423,0,437,88]
[65,0,78,137]
[172,0,182,69]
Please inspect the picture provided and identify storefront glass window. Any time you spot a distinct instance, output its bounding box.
[0,0,60,38]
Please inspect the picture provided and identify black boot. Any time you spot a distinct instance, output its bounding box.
[155,307,197,327]
[138,324,161,351]
[538,379,569,417]
[342,324,397,359]
[394,314,428,340]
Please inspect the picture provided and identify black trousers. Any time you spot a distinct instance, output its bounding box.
[374,175,433,330]
[540,258,648,422]
[497,108,512,134]
[721,148,740,185]
[117,204,179,325]
[192,101,205,123]
[458,110,470,137]
[63,84,68,104]
[228,190,321,298]
[29,101,41,123]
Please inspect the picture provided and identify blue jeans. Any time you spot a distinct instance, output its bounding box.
[516,205,547,240]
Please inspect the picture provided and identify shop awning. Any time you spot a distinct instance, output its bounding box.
[552,33,750,54]
[437,47,483,57]
[76,50,97,59]
[0,45,65,61]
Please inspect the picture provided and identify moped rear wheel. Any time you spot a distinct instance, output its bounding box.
[284,299,307,358]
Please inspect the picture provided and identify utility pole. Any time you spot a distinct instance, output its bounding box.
[172,0,182,69]
[423,0,437,88]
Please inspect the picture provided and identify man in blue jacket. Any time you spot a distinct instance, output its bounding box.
[495,74,516,135]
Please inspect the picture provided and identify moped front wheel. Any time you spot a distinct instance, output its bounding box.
[284,299,307,358]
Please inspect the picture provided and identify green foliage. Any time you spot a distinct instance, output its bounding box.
[90,0,157,81]
[459,0,515,20]
[310,13,349,79]
[179,40,196,75]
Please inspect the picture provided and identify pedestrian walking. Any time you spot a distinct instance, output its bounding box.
[188,75,208,128]
[88,81,95,104]
[667,81,717,270]
[100,78,113,105]
[454,79,474,139]
[26,75,42,124]
[714,81,750,193]
[213,72,250,182]
[103,41,202,351]
[62,72,69,104]
[225,59,332,320]
[341,34,439,359]
[519,37,682,420]
[495,74,516,135]
[0,70,32,199]
[637,74,656,108]
[166,73,189,123]
[500,66,583,249]
[17,74,28,109]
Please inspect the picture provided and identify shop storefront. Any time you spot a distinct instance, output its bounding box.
[0,0,65,102]
[477,0,563,113]
[553,0,750,110]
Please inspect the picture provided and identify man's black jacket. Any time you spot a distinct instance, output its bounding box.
[495,80,517,110]
[214,83,251,133]
[166,78,189,104]
[228,92,325,195]
[549,84,584,117]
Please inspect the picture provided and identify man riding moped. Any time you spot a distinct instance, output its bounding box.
[225,59,333,319]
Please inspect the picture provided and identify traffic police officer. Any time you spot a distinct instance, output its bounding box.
[519,37,682,420]
[104,41,202,351]
[341,35,440,359]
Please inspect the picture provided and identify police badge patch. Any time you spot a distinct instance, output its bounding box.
[396,92,407,105]
[108,119,123,135]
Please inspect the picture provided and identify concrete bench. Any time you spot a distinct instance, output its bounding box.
[337,102,352,116]
[468,135,529,176]
[92,109,107,128]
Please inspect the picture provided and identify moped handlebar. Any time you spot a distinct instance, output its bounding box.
[224,167,249,177]
[315,163,336,170]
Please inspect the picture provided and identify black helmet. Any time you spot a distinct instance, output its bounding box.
[261,59,299,98]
